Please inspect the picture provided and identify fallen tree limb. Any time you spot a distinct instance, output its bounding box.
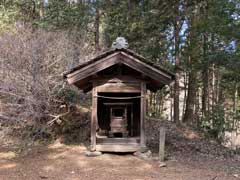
[47,107,70,126]
[0,114,18,121]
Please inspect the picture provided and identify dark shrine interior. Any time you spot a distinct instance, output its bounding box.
[97,92,141,138]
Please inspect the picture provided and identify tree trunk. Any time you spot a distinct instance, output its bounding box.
[202,34,208,118]
[173,10,181,124]
[183,69,197,124]
[183,72,187,116]
[202,69,208,117]
[233,83,238,130]
[94,0,100,52]
[195,87,200,128]
[170,87,174,121]
[174,71,180,124]
[39,0,44,18]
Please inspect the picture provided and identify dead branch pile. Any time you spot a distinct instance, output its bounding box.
[0,25,94,142]
[51,105,91,144]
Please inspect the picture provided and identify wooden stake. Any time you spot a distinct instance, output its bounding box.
[159,126,166,162]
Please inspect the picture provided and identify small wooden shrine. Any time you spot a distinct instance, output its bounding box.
[64,44,174,152]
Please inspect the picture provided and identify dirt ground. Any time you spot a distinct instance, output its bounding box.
[0,141,239,180]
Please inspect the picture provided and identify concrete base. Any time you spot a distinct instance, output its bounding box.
[158,161,167,168]
[133,150,152,160]
[85,151,102,157]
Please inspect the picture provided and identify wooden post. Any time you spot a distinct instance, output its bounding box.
[91,81,97,151]
[159,126,166,161]
[131,104,133,136]
[140,81,146,151]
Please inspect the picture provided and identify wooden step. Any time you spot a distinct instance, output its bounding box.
[97,137,140,144]
[96,143,140,152]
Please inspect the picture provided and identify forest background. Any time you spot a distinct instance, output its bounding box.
[0,0,240,147]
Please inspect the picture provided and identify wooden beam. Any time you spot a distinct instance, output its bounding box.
[140,81,147,151]
[96,137,140,144]
[67,54,120,84]
[97,76,142,84]
[120,52,172,79]
[66,52,119,78]
[90,81,97,151]
[103,102,133,106]
[119,52,172,85]
[97,82,141,93]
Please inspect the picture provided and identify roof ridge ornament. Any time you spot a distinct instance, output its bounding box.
[112,37,129,49]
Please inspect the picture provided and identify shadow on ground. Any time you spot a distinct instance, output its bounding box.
[0,141,238,180]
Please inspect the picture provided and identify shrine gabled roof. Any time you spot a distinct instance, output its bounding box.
[63,48,175,92]
[63,48,174,79]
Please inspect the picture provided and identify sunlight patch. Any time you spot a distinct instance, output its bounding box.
[43,165,55,172]
[0,151,16,159]
[0,163,17,169]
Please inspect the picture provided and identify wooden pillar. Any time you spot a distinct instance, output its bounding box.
[159,127,166,161]
[140,81,146,151]
[91,81,97,151]
[131,104,133,136]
